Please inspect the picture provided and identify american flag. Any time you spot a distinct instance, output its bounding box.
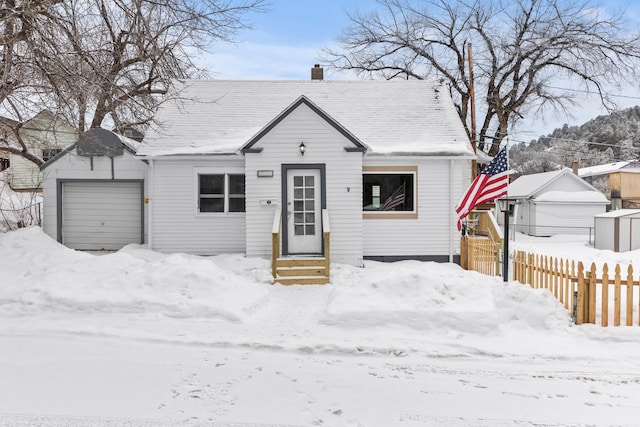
[380,183,406,211]
[455,148,509,231]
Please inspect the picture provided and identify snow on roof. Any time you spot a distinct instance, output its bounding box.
[508,168,603,200]
[535,190,609,203]
[139,79,474,157]
[507,168,568,198]
[595,208,640,218]
[578,160,640,178]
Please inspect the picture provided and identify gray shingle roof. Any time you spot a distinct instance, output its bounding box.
[139,79,474,157]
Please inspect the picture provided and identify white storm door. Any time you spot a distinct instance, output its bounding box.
[286,169,322,254]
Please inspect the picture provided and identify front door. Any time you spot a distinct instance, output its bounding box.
[286,168,322,255]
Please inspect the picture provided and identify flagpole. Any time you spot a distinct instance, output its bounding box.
[501,139,510,282]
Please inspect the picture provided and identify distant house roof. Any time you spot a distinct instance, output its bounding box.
[139,79,474,157]
[508,168,606,202]
[508,168,568,198]
[578,160,640,178]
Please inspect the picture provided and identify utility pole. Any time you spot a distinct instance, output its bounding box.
[468,43,477,179]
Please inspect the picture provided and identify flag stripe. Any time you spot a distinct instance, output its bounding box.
[455,148,509,231]
[380,183,406,211]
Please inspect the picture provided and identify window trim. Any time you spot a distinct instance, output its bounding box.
[362,166,418,219]
[194,169,246,216]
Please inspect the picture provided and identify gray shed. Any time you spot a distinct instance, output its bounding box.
[594,209,640,252]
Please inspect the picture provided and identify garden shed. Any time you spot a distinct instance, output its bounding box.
[594,209,640,252]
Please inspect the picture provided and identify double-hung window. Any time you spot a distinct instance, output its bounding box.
[362,166,417,218]
[42,148,63,162]
[198,173,245,213]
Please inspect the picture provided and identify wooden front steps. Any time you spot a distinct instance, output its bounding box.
[273,257,330,285]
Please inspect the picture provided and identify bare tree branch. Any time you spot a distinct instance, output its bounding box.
[1,0,266,166]
[322,0,640,155]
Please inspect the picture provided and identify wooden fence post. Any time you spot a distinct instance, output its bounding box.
[576,262,585,325]
[460,237,468,270]
[626,265,634,327]
[588,263,597,324]
[601,263,609,327]
[614,264,622,327]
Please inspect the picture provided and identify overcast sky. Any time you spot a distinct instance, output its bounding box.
[204,0,640,141]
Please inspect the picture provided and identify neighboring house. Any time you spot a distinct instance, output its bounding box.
[2,111,78,191]
[41,75,475,277]
[0,116,18,172]
[505,168,609,236]
[578,160,640,209]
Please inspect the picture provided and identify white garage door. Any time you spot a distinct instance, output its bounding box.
[62,181,143,250]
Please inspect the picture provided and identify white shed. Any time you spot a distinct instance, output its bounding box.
[506,168,609,236]
[41,129,148,250]
[594,209,640,252]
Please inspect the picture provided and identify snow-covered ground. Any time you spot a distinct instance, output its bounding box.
[1,227,640,426]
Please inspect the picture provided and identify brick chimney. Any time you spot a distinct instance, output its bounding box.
[572,160,580,175]
[311,64,324,80]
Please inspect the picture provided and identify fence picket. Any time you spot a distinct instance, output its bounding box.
[570,261,576,314]
[588,263,597,324]
[626,265,634,327]
[615,264,621,327]
[551,258,562,302]
[577,262,585,325]
[601,263,609,327]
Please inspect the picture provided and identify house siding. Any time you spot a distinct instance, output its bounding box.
[10,114,78,190]
[41,148,148,243]
[150,158,246,255]
[245,104,364,266]
[514,201,535,235]
[9,155,42,190]
[532,202,603,236]
[363,157,467,260]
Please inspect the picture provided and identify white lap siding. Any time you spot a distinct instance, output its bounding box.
[150,158,246,255]
[363,157,469,260]
[244,103,364,266]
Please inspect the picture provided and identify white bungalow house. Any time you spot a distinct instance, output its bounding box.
[41,75,475,283]
[505,168,609,237]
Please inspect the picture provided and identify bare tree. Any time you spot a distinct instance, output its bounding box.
[1,0,265,166]
[322,0,640,155]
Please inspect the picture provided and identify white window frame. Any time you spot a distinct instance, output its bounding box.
[194,169,245,216]
[362,166,418,219]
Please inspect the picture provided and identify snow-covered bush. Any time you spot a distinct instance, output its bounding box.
[0,170,42,232]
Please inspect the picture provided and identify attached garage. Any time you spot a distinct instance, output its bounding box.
[40,129,148,251]
[59,180,144,250]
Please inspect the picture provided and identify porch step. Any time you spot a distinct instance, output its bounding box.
[273,257,329,285]
[274,276,330,286]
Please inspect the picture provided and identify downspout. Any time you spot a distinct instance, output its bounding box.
[148,159,154,250]
[449,159,455,262]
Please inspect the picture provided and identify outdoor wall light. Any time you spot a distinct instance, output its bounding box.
[299,141,306,155]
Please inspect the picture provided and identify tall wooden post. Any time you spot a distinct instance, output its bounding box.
[468,43,477,179]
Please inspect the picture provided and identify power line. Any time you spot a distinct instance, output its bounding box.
[546,85,640,101]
